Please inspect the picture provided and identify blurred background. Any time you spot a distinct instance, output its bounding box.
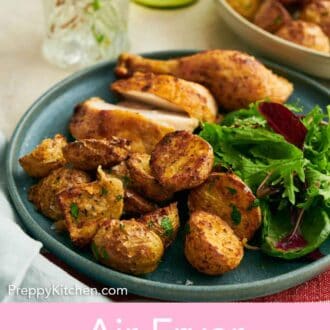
[0,0,254,138]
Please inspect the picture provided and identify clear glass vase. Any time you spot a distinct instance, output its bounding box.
[42,0,130,70]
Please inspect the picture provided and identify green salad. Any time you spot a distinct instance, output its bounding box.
[199,102,330,260]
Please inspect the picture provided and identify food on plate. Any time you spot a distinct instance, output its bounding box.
[253,0,291,33]
[200,101,330,259]
[69,97,199,154]
[28,167,91,221]
[300,0,330,38]
[226,0,261,19]
[139,202,180,248]
[188,173,262,241]
[123,189,158,216]
[19,134,67,178]
[111,72,217,123]
[276,20,330,53]
[58,167,124,246]
[150,131,214,191]
[127,152,174,202]
[21,50,329,280]
[115,50,293,110]
[184,211,244,275]
[92,219,164,275]
[62,137,130,171]
[227,0,330,53]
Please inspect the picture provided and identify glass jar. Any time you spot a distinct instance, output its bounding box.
[42,0,129,69]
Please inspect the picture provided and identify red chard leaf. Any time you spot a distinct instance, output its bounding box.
[258,102,307,148]
[276,232,307,251]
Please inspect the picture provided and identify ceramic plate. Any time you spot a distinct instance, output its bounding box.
[215,0,330,79]
[6,51,330,301]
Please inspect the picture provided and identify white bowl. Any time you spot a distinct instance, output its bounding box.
[215,0,330,79]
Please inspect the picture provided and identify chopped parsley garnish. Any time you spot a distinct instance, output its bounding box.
[274,16,282,25]
[227,187,237,195]
[119,222,125,231]
[100,246,109,260]
[100,187,108,196]
[91,242,99,258]
[231,204,241,225]
[116,194,124,202]
[247,199,260,211]
[122,175,131,188]
[70,203,79,219]
[147,221,154,229]
[160,217,174,237]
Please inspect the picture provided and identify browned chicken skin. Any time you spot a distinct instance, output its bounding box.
[115,50,293,111]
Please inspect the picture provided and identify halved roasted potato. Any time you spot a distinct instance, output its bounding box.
[253,0,291,33]
[150,131,214,192]
[276,20,330,53]
[28,167,91,221]
[127,153,174,202]
[62,137,130,171]
[185,211,244,275]
[139,202,180,248]
[58,167,124,246]
[227,0,261,19]
[123,189,157,216]
[188,172,262,241]
[92,219,164,275]
[19,134,67,178]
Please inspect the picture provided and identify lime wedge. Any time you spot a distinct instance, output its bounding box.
[133,0,197,8]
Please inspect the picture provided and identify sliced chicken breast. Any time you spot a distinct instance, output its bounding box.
[69,97,198,154]
[111,72,217,123]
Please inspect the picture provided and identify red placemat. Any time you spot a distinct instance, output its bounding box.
[42,251,330,302]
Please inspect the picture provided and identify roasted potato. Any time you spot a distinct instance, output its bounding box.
[276,20,330,53]
[226,0,261,19]
[139,202,180,248]
[123,189,157,216]
[150,131,214,192]
[127,153,174,202]
[109,161,132,187]
[62,137,130,171]
[19,134,67,178]
[92,219,164,275]
[253,0,291,33]
[300,0,330,38]
[185,211,244,275]
[58,167,124,246]
[28,167,91,221]
[188,172,262,241]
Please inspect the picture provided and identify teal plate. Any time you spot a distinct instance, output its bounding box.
[6,51,330,301]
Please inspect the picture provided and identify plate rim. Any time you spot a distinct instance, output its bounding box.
[6,50,330,301]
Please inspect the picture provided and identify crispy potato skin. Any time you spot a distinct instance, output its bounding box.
[124,189,157,216]
[276,20,330,53]
[150,131,214,192]
[92,219,164,275]
[62,137,130,171]
[127,153,174,202]
[301,0,330,38]
[28,167,91,221]
[188,172,262,241]
[185,211,244,275]
[19,134,67,178]
[253,0,291,33]
[227,0,261,19]
[69,98,174,154]
[139,202,180,248]
[58,168,124,246]
[112,72,217,123]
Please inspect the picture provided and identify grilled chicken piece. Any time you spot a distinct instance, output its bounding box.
[69,97,198,154]
[115,50,293,111]
[111,72,217,123]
